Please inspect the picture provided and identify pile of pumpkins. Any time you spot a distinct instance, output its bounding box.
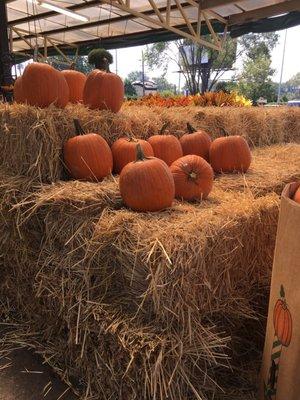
[64,119,252,212]
[13,62,124,112]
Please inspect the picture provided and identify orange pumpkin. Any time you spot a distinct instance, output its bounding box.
[273,285,292,347]
[180,123,212,161]
[147,123,183,166]
[13,77,24,103]
[21,62,69,108]
[112,136,154,174]
[83,69,124,112]
[209,134,251,173]
[170,155,213,200]
[119,144,175,212]
[293,187,300,204]
[63,119,113,181]
[61,70,86,103]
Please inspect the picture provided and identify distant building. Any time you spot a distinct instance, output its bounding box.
[132,80,157,97]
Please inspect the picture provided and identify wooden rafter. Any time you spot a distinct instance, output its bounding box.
[229,0,300,25]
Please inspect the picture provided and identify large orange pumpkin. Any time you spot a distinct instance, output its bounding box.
[119,144,175,212]
[273,285,292,347]
[21,62,69,108]
[13,77,24,103]
[293,187,300,204]
[209,134,251,173]
[112,136,154,174]
[147,123,183,166]
[170,155,213,200]
[83,69,124,112]
[63,119,113,181]
[180,123,212,161]
[61,70,86,103]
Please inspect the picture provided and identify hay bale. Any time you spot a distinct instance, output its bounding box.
[0,103,299,182]
[0,169,280,398]
[215,144,300,196]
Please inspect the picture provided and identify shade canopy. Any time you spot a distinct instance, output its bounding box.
[5,0,300,62]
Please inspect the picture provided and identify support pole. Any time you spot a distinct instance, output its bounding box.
[0,0,13,102]
[277,29,287,104]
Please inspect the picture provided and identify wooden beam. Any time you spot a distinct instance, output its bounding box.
[185,0,227,23]
[104,0,221,50]
[166,0,171,25]
[229,0,300,25]
[12,27,45,60]
[199,0,243,9]
[174,0,197,36]
[148,0,165,23]
[203,10,220,46]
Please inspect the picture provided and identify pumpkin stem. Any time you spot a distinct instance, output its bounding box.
[136,143,145,162]
[73,119,85,136]
[159,122,170,135]
[189,171,197,180]
[221,127,229,137]
[280,285,285,298]
[187,122,196,133]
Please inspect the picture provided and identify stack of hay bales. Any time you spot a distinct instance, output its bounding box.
[0,103,299,399]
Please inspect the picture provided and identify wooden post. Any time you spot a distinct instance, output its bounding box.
[0,0,13,102]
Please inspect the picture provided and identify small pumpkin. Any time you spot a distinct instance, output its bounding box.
[21,62,69,108]
[119,144,175,212]
[112,136,154,174]
[13,77,24,103]
[293,186,300,204]
[273,285,292,347]
[170,155,213,200]
[61,70,86,103]
[179,123,212,161]
[209,133,251,173]
[83,69,124,112]
[147,122,183,166]
[63,119,113,181]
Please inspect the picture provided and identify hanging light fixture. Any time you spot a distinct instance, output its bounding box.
[27,0,89,22]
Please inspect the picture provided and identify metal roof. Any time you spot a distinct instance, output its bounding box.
[5,0,300,60]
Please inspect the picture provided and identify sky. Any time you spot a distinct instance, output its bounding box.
[109,25,300,87]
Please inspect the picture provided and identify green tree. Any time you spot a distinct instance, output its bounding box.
[145,35,237,94]
[152,75,175,92]
[48,55,92,74]
[286,72,300,87]
[124,78,137,98]
[127,70,150,82]
[239,32,279,60]
[237,56,276,102]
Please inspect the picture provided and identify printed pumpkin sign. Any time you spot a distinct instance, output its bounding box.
[264,285,293,399]
[260,182,300,400]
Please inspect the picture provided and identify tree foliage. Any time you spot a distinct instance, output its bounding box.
[152,75,175,92]
[127,70,150,82]
[124,78,137,98]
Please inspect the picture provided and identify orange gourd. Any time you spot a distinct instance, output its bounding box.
[61,70,86,103]
[21,62,69,108]
[170,155,213,201]
[13,77,24,103]
[293,187,300,204]
[273,285,292,347]
[147,123,183,166]
[209,133,251,173]
[119,144,175,212]
[179,123,212,161]
[83,69,124,112]
[63,119,113,181]
[112,136,154,174]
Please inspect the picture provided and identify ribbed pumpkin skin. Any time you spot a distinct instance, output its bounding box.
[273,299,292,347]
[170,155,213,200]
[21,63,69,108]
[209,136,251,173]
[61,70,86,103]
[112,138,154,174]
[120,157,175,212]
[83,69,124,112]
[13,77,24,103]
[64,133,113,181]
[293,187,300,203]
[180,130,212,160]
[147,135,183,166]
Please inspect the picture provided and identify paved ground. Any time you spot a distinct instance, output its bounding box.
[0,347,78,400]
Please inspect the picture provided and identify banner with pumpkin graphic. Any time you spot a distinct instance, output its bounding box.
[260,181,300,400]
